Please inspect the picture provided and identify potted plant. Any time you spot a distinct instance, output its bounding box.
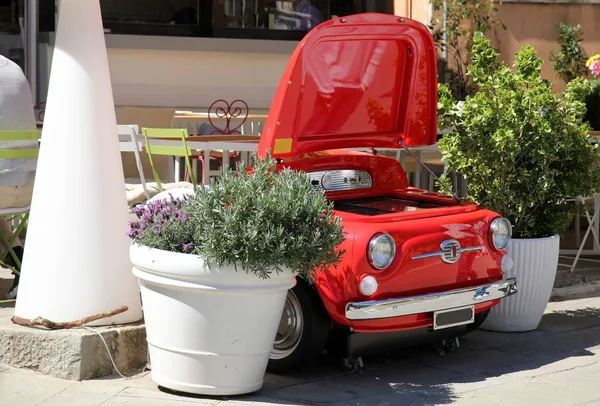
[128,156,344,395]
[429,0,504,101]
[548,22,600,132]
[549,22,588,85]
[437,32,600,332]
[585,54,600,131]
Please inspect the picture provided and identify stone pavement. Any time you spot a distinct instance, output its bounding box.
[3,295,600,406]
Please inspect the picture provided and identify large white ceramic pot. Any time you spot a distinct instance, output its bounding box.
[130,244,296,396]
[481,234,559,332]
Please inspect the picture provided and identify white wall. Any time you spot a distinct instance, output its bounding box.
[108,48,290,110]
[38,34,297,111]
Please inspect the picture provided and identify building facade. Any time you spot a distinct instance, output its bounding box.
[1,0,599,111]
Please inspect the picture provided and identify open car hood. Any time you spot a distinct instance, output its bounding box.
[258,13,438,159]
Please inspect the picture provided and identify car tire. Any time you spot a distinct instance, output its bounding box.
[267,279,330,373]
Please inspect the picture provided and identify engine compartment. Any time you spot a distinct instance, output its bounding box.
[333,196,444,216]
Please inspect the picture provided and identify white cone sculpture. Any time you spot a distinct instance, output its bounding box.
[14,0,142,325]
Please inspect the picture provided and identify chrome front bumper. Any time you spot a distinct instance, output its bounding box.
[345,278,518,321]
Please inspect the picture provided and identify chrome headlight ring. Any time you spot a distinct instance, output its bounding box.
[367,233,396,270]
[489,217,512,251]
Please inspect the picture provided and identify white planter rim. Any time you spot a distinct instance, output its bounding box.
[510,234,559,242]
[130,243,297,291]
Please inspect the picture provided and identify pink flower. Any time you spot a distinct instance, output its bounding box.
[591,60,600,78]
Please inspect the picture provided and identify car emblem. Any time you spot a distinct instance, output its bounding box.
[411,240,483,263]
[440,239,461,264]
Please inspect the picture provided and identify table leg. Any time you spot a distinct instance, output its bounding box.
[192,159,198,182]
[223,150,230,171]
[203,149,211,185]
[173,157,180,182]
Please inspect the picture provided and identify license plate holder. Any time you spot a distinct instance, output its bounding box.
[433,305,475,330]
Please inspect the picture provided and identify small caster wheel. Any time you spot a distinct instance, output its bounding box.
[441,338,459,352]
[436,347,446,357]
[342,357,364,372]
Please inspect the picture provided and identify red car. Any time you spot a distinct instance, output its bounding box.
[257,13,517,372]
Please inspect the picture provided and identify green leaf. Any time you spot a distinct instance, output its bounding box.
[438,34,600,238]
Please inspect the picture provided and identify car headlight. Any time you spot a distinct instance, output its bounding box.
[367,233,396,270]
[489,217,512,250]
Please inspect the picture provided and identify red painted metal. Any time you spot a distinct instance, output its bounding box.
[258,13,438,159]
[258,14,510,336]
[281,152,507,333]
[207,99,249,135]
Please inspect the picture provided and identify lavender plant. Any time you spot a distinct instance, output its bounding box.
[128,195,196,253]
[128,156,345,281]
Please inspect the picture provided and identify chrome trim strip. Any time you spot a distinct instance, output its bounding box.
[345,277,518,321]
[461,246,484,253]
[412,245,484,260]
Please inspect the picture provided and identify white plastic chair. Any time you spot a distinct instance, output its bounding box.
[118,124,152,203]
[559,195,600,273]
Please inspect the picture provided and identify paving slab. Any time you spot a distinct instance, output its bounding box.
[39,392,121,406]
[536,307,600,333]
[489,333,597,360]
[114,386,221,405]
[102,396,219,406]
[225,400,306,406]
[543,362,600,393]
[453,378,600,406]
[412,347,536,376]
[2,285,600,405]
[459,328,549,350]
[0,368,74,405]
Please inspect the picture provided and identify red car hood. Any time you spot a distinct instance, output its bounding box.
[258,13,438,159]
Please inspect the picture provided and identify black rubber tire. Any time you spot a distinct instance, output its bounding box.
[267,280,331,373]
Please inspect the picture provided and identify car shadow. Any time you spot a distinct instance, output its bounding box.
[228,306,600,405]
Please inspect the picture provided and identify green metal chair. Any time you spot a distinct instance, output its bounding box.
[0,130,40,302]
[141,127,197,191]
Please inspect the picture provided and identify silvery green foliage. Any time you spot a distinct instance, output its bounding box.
[438,32,600,239]
[129,156,345,281]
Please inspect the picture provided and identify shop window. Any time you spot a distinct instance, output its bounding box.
[0,0,21,34]
[218,0,326,31]
[38,0,393,40]
[100,0,200,26]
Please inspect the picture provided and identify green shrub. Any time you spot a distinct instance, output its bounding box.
[584,78,600,131]
[438,32,600,239]
[430,0,505,100]
[550,22,588,84]
[128,156,345,281]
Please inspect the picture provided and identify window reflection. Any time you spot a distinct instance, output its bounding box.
[223,0,328,31]
[100,0,200,26]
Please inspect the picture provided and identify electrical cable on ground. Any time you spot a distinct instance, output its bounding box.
[81,326,150,380]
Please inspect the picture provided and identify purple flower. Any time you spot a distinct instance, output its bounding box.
[127,195,193,241]
[182,243,194,252]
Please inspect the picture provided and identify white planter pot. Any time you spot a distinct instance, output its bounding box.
[481,234,559,332]
[130,244,296,396]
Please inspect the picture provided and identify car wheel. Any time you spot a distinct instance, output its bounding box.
[267,280,330,373]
